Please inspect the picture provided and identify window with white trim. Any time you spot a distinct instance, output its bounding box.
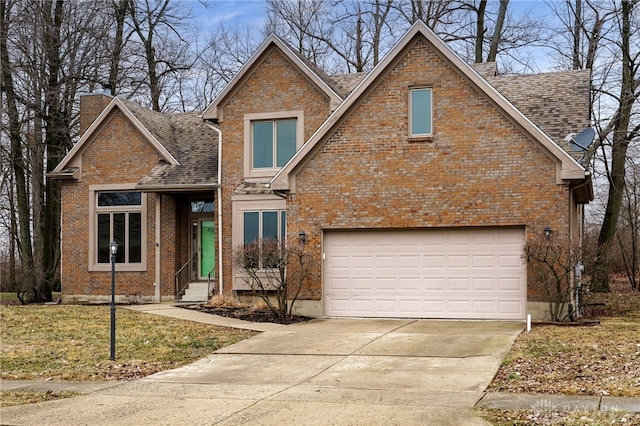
[409,88,433,137]
[96,191,143,264]
[252,119,296,169]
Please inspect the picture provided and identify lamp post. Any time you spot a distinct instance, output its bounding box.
[109,240,118,361]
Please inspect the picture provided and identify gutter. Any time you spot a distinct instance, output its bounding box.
[135,184,219,192]
[204,122,223,295]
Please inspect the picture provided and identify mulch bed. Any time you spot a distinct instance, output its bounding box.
[183,304,312,325]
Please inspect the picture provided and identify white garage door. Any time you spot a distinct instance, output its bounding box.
[323,228,526,320]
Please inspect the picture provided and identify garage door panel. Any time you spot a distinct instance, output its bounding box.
[473,278,495,291]
[324,228,526,320]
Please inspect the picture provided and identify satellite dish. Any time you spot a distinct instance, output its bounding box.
[570,127,596,152]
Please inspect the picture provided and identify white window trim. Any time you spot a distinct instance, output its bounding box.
[243,110,304,180]
[231,195,286,290]
[409,87,433,138]
[88,184,148,272]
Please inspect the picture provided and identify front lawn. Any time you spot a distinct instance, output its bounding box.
[0,305,256,406]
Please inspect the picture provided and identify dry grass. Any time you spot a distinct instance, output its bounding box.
[0,305,256,382]
[481,280,640,424]
[490,314,640,397]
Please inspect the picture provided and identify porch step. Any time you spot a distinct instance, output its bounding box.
[180,281,210,302]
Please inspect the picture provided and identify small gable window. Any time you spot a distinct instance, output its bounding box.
[252,119,297,169]
[409,88,433,137]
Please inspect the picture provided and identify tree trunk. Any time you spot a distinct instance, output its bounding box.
[1,0,36,302]
[593,0,635,292]
[572,0,582,69]
[486,0,508,62]
[475,0,487,63]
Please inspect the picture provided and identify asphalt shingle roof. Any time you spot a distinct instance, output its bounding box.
[120,100,219,188]
[482,68,591,161]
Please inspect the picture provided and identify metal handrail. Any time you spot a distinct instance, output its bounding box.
[207,267,217,296]
[175,252,198,298]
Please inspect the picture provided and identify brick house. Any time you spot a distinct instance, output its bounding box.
[51,22,592,320]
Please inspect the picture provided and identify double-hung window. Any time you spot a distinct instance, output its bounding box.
[252,119,297,169]
[96,191,143,265]
[409,88,433,137]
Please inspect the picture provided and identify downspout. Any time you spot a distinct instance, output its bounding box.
[205,122,223,294]
[155,194,161,302]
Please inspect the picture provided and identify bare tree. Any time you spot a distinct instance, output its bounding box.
[127,0,195,111]
[233,238,316,318]
[591,0,639,292]
[523,234,585,322]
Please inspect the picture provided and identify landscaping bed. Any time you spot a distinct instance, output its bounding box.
[182,294,312,325]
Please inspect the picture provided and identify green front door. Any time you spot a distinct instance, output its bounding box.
[200,220,215,278]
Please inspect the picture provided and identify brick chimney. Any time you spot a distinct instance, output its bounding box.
[79,93,112,136]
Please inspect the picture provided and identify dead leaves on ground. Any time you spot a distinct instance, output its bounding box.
[490,316,640,397]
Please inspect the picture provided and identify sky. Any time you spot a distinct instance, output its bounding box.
[190,0,267,30]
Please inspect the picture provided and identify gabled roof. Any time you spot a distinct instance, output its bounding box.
[51,97,219,189]
[270,21,588,190]
[52,97,179,177]
[201,34,343,121]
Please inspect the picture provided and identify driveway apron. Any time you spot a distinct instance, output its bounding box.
[0,319,522,425]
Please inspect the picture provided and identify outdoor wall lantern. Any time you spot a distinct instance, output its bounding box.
[543,226,553,240]
[109,240,118,361]
[298,231,307,245]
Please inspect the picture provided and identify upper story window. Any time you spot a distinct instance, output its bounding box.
[409,88,433,137]
[253,119,296,169]
[244,111,304,179]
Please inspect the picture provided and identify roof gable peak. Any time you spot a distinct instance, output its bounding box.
[51,97,179,177]
[270,20,586,189]
[202,33,343,121]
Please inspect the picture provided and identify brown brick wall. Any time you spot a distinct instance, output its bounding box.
[60,109,164,300]
[287,38,570,301]
[218,46,333,292]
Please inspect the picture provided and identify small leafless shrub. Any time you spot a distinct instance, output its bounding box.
[233,238,316,318]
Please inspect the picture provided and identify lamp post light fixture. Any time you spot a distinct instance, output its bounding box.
[543,226,553,240]
[109,240,118,361]
[298,231,307,245]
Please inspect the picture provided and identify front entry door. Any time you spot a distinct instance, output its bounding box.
[200,220,215,278]
[192,219,215,280]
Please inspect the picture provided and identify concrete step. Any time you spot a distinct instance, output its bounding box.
[180,281,209,302]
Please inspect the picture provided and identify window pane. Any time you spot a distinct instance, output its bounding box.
[190,200,214,213]
[97,214,111,263]
[276,119,296,167]
[98,192,141,206]
[113,213,126,263]
[243,212,259,244]
[253,121,273,168]
[411,89,432,135]
[262,211,278,240]
[280,211,286,241]
[129,213,142,263]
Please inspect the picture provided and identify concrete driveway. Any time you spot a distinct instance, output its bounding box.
[1,318,522,425]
